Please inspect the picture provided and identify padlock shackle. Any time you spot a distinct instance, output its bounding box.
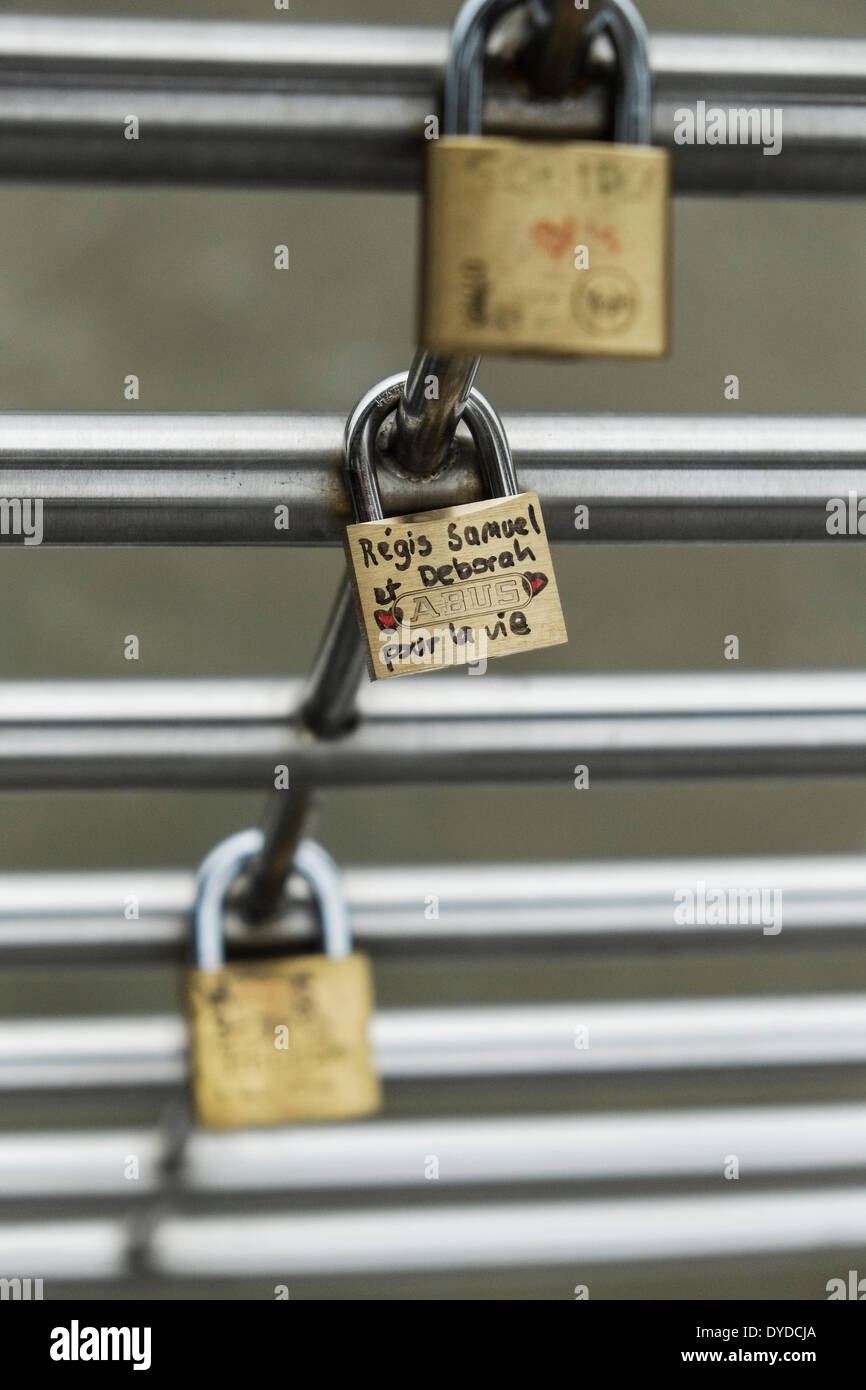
[192,829,352,970]
[444,0,652,146]
[445,0,519,136]
[344,372,519,526]
[344,373,405,523]
[583,0,652,147]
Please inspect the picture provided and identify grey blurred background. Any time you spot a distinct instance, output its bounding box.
[1,0,866,1300]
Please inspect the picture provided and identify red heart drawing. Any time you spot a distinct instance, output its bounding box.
[374,609,397,630]
[531,218,578,260]
[525,572,548,596]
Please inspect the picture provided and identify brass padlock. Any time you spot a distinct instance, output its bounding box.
[187,829,381,1128]
[343,372,567,680]
[421,0,670,358]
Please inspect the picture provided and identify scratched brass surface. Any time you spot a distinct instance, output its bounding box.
[422,139,669,357]
[188,954,381,1127]
[345,492,567,677]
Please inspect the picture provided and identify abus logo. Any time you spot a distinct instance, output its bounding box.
[375,571,549,633]
[826,1270,866,1299]
[401,575,534,627]
[50,1320,152,1371]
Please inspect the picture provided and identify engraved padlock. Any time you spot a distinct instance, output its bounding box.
[187,828,381,1128]
[421,0,670,357]
[343,371,567,680]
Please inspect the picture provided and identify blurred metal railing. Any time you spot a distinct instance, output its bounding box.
[1,1103,865,1196]
[0,673,864,786]
[2,1187,866,1278]
[2,855,865,960]
[1,8,865,1293]
[1,413,865,543]
[2,995,865,1089]
[0,18,862,192]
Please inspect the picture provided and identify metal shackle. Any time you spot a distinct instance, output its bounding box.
[343,370,519,525]
[445,0,652,147]
[192,828,352,972]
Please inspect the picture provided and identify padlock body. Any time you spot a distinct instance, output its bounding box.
[421,136,670,357]
[188,952,381,1127]
[345,490,567,680]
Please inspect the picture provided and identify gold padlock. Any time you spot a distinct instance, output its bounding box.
[187,829,381,1128]
[421,0,670,358]
[343,372,567,680]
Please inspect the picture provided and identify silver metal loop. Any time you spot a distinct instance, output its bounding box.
[445,0,652,146]
[585,0,653,146]
[192,830,351,970]
[445,0,519,136]
[343,373,406,523]
[344,372,519,525]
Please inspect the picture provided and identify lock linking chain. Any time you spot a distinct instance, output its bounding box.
[243,0,660,911]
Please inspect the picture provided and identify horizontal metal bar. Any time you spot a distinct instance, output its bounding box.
[1,673,866,787]
[1,995,864,1091]
[2,1102,864,1198]
[1,413,865,543]
[2,1186,865,1277]
[2,855,865,961]
[147,1187,866,1273]
[0,20,861,192]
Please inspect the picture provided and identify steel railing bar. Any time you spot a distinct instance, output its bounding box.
[0,412,863,543]
[1,994,864,1090]
[0,673,865,786]
[2,855,866,961]
[0,1102,864,1197]
[0,20,862,192]
[2,1185,865,1277]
